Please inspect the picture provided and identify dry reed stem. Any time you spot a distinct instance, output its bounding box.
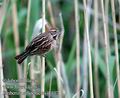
[83,0,94,98]
[0,1,6,98]
[105,0,111,56]
[0,1,9,98]
[24,0,31,78]
[100,0,113,97]
[56,62,63,98]
[53,13,71,98]
[94,0,100,98]
[30,57,35,98]
[0,27,4,98]
[59,13,64,53]
[23,0,31,97]
[47,0,56,27]
[83,0,92,97]
[41,0,46,98]
[74,0,80,98]
[12,1,25,98]
[83,32,88,98]
[110,0,120,97]
[55,13,64,98]
[48,72,52,98]
[58,13,71,98]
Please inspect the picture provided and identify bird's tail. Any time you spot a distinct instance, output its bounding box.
[15,51,29,64]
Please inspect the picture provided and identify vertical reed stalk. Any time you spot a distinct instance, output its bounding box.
[83,0,94,98]
[41,0,46,98]
[60,13,71,98]
[48,72,52,98]
[110,0,120,97]
[55,13,64,98]
[56,61,63,98]
[0,0,6,98]
[60,13,70,97]
[83,0,92,97]
[30,58,35,98]
[100,0,113,97]
[24,0,31,97]
[54,13,70,98]
[0,41,4,98]
[94,0,100,98]
[105,0,110,56]
[12,1,25,98]
[47,0,56,27]
[74,0,80,98]
[24,0,31,78]
[83,32,88,98]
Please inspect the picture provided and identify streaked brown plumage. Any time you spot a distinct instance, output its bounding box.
[15,28,61,64]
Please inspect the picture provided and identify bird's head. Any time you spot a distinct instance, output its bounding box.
[49,28,61,40]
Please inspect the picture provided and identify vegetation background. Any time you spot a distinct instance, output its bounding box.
[0,0,120,98]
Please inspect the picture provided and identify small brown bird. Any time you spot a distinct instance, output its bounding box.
[15,28,61,64]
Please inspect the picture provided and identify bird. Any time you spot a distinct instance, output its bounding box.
[15,28,61,64]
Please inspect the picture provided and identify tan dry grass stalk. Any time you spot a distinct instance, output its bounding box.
[94,0,100,98]
[82,0,93,96]
[59,13,64,53]
[47,0,56,27]
[83,0,94,98]
[0,29,4,98]
[0,1,9,98]
[41,0,46,98]
[12,1,25,98]
[100,0,114,97]
[24,0,31,78]
[0,1,5,98]
[83,32,88,98]
[59,13,71,98]
[56,61,63,98]
[110,0,120,97]
[23,0,32,97]
[48,72,52,98]
[53,13,70,98]
[55,13,64,98]
[0,40,4,98]
[30,57,35,98]
[74,0,80,98]
[105,0,111,56]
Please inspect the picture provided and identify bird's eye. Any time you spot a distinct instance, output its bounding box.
[53,35,57,40]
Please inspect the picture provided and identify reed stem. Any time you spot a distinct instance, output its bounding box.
[100,0,113,97]
[74,0,80,97]
[41,0,46,98]
[111,0,120,97]
[12,1,25,98]
[94,0,100,97]
[83,0,94,97]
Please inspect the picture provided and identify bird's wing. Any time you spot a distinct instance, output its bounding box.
[25,33,53,55]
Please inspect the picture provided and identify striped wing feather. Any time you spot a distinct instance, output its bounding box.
[25,32,53,55]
